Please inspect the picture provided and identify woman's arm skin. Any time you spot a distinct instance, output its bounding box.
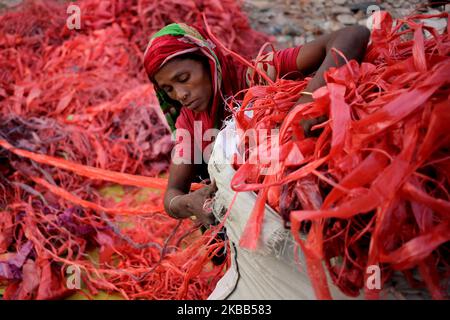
[294,25,370,135]
[296,25,370,98]
[163,162,216,225]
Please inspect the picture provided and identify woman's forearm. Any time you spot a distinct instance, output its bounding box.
[164,184,217,225]
[164,189,192,219]
[305,26,370,94]
[296,26,370,135]
[163,162,196,219]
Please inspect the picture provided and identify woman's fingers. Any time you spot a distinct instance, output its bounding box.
[207,181,217,196]
[210,179,217,191]
[199,181,216,197]
[300,115,328,137]
[184,181,218,226]
[194,211,215,226]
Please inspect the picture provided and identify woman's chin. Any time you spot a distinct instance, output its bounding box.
[192,104,207,113]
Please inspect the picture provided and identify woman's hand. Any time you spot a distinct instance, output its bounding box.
[166,181,217,226]
[295,94,328,138]
[299,115,328,138]
[184,181,217,225]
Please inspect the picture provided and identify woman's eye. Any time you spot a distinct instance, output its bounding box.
[164,86,173,94]
[179,74,189,82]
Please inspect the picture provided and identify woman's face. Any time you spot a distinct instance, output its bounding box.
[154,57,212,113]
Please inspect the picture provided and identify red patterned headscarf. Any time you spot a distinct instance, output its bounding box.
[144,23,244,132]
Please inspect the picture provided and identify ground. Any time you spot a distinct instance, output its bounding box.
[243,0,448,48]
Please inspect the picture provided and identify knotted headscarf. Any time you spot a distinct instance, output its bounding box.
[144,23,244,132]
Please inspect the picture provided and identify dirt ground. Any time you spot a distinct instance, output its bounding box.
[243,0,449,48]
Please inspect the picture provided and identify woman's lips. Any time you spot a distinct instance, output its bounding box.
[186,99,200,111]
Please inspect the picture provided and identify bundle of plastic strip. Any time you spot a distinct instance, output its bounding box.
[0,0,269,299]
[229,11,450,300]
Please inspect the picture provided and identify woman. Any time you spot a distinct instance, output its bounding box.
[143,22,370,226]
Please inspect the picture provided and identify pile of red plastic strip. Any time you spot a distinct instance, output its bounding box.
[0,0,268,299]
[230,11,449,299]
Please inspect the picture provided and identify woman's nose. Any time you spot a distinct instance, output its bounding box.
[175,87,189,103]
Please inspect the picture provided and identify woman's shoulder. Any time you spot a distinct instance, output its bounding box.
[244,46,303,87]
